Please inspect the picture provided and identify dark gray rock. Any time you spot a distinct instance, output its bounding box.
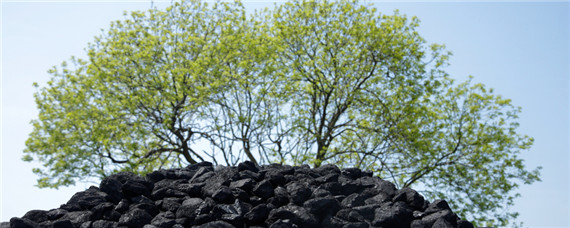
[153,179,183,191]
[238,170,261,181]
[336,209,365,223]
[411,219,431,228]
[238,160,260,173]
[52,219,74,228]
[194,213,214,225]
[232,199,252,216]
[267,164,295,176]
[341,168,362,179]
[201,167,239,197]
[211,204,239,218]
[432,217,455,228]
[146,170,167,183]
[196,220,236,228]
[46,208,68,221]
[196,198,216,216]
[3,163,473,228]
[270,186,290,207]
[342,193,366,208]
[151,212,177,228]
[374,179,398,198]
[122,179,152,198]
[303,196,341,219]
[91,202,120,221]
[100,175,125,204]
[313,164,341,176]
[211,186,233,204]
[182,197,204,207]
[230,191,248,206]
[9,217,36,228]
[62,186,109,211]
[190,167,216,184]
[286,182,311,206]
[221,213,244,227]
[59,211,93,227]
[186,161,214,172]
[131,195,154,205]
[245,204,270,224]
[174,183,203,197]
[269,219,299,228]
[266,172,287,187]
[342,222,369,228]
[230,178,255,192]
[165,169,194,180]
[114,199,129,213]
[424,199,451,214]
[267,205,318,228]
[91,220,118,228]
[352,204,381,221]
[22,210,48,224]
[393,187,425,210]
[365,192,391,205]
[175,198,203,219]
[253,179,275,199]
[321,182,343,196]
[131,196,159,217]
[371,201,413,227]
[457,220,475,228]
[151,187,186,200]
[159,197,182,212]
[311,188,332,198]
[320,215,346,228]
[118,208,153,228]
[421,209,458,227]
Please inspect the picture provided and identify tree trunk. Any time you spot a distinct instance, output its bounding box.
[242,139,258,165]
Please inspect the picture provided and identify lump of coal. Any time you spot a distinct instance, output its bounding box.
[3,163,473,228]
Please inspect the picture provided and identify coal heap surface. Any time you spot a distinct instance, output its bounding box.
[2,161,474,228]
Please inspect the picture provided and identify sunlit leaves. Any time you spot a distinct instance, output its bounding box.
[24,0,540,226]
[268,1,539,226]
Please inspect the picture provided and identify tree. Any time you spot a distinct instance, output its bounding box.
[25,0,262,184]
[24,0,540,226]
[267,1,540,226]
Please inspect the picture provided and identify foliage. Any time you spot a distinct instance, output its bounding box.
[24,0,541,226]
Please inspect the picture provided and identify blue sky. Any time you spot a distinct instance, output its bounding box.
[1,1,568,227]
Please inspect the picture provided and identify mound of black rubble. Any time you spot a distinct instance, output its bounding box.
[2,161,474,228]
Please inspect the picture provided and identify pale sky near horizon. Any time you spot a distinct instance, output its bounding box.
[1,1,569,227]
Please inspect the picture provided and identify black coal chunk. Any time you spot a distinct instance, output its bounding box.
[22,210,48,224]
[118,208,153,228]
[3,162,473,228]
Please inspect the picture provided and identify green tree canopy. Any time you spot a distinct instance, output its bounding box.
[25,0,541,226]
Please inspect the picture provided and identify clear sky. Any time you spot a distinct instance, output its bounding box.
[1,1,568,227]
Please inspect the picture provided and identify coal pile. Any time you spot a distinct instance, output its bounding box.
[2,161,474,228]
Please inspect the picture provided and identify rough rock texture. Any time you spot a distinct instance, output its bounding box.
[1,162,473,228]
